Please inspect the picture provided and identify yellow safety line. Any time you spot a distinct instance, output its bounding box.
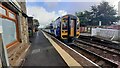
[42,31,82,67]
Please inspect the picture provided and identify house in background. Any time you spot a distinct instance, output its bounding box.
[0,0,30,66]
[27,17,40,37]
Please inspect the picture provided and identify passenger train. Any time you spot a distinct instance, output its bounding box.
[44,14,80,42]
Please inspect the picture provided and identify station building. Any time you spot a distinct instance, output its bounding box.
[0,0,30,66]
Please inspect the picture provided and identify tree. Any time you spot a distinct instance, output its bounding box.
[33,19,39,27]
[75,11,92,26]
[76,1,120,26]
[91,1,120,25]
[33,19,39,31]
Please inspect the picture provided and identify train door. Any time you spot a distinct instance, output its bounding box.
[69,19,76,37]
[61,18,68,39]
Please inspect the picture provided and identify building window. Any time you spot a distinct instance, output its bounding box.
[1,18,17,46]
[0,4,18,48]
[0,6,6,15]
[9,12,15,19]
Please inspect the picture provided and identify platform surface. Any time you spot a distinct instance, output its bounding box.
[23,30,68,66]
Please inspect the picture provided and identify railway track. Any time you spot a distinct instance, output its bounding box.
[69,35,120,68]
[68,44,118,68]
[78,35,120,59]
[79,35,120,51]
[43,30,119,68]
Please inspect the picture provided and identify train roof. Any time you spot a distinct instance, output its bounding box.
[62,14,76,17]
[55,14,77,20]
[52,14,78,23]
[61,14,77,19]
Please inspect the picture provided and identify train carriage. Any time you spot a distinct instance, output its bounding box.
[47,14,80,42]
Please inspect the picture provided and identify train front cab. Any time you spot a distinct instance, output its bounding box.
[61,15,80,42]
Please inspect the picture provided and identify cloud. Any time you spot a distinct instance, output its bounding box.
[106,0,120,10]
[43,0,61,2]
[26,0,101,2]
[7,0,119,11]
[58,10,67,16]
[43,2,59,8]
[27,6,67,28]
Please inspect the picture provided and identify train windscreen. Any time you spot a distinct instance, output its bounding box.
[77,22,80,29]
[62,18,68,30]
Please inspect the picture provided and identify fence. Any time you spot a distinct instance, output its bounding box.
[80,27,92,33]
[91,28,120,41]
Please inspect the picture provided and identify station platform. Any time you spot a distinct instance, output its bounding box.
[23,30,68,66]
[22,30,81,67]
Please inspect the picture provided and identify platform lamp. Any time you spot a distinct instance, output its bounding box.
[0,33,10,68]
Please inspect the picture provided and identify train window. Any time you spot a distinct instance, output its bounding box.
[62,20,68,30]
[77,22,80,29]
[57,22,60,28]
[50,23,53,29]
[70,20,75,28]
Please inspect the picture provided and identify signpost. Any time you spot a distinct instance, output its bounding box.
[0,33,10,67]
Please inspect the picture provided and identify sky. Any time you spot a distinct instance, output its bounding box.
[26,0,120,28]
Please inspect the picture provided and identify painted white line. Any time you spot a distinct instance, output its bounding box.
[42,31,82,67]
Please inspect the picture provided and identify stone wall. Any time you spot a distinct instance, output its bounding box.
[18,2,26,13]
